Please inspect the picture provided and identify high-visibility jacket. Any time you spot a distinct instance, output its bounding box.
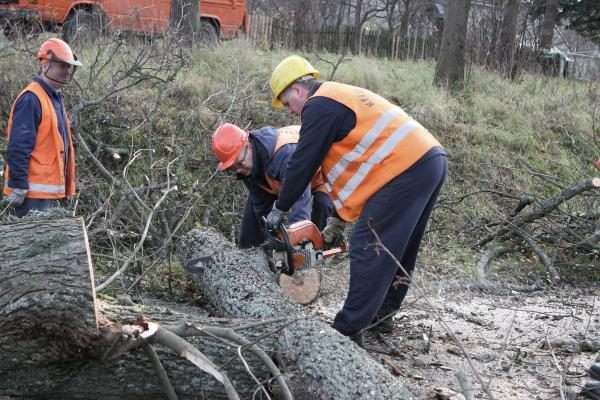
[312,82,442,221]
[260,125,326,195]
[4,81,76,199]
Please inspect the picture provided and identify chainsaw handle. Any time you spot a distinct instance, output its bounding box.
[262,219,296,276]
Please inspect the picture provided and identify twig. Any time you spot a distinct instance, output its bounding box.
[169,323,293,400]
[143,343,179,400]
[545,332,566,400]
[96,163,176,292]
[455,370,475,400]
[513,227,560,284]
[368,223,495,399]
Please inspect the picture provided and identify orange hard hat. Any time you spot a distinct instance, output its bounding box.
[212,123,249,170]
[37,38,82,67]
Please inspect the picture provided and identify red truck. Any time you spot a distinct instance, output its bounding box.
[0,0,248,42]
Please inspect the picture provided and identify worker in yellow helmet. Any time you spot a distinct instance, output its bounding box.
[266,55,447,347]
[3,38,81,217]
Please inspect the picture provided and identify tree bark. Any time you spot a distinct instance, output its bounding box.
[0,217,275,399]
[433,0,471,89]
[495,0,520,77]
[0,218,99,367]
[177,227,417,400]
[0,301,276,400]
[539,0,559,51]
[170,0,200,42]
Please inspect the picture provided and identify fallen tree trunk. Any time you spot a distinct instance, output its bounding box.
[178,227,416,400]
[0,216,278,399]
[0,217,100,367]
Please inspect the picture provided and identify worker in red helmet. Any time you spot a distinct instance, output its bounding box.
[2,38,82,217]
[211,123,333,248]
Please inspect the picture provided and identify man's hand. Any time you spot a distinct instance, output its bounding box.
[322,216,346,247]
[2,188,27,208]
[266,202,289,233]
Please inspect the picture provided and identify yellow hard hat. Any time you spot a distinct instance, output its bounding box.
[270,55,319,108]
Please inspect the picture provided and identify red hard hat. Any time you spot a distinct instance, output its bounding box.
[37,38,82,67]
[212,123,249,170]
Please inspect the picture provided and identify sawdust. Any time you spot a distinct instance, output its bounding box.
[309,257,600,400]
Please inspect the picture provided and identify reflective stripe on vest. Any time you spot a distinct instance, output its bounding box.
[312,82,442,221]
[28,182,66,193]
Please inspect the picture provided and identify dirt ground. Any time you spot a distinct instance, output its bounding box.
[308,258,600,400]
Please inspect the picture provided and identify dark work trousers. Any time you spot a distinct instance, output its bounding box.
[13,198,58,218]
[312,191,334,231]
[333,153,447,336]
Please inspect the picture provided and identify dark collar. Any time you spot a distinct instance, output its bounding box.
[33,76,62,100]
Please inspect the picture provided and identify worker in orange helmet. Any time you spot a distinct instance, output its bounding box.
[211,123,333,248]
[3,38,82,217]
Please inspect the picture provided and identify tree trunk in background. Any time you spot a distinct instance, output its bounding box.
[170,0,200,43]
[433,0,472,89]
[178,226,417,400]
[539,0,559,50]
[354,0,364,54]
[495,0,520,77]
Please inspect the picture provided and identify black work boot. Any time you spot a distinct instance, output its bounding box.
[370,315,394,333]
[348,331,364,348]
[590,364,600,381]
[583,381,600,400]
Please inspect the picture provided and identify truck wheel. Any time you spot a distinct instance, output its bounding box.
[199,20,218,46]
[62,8,104,44]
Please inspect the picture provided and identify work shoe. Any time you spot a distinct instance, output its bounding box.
[370,315,395,333]
[348,332,364,348]
[583,381,600,400]
[590,364,600,381]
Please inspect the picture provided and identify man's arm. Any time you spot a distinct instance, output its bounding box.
[6,93,42,190]
[270,144,312,224]
[276,97,355,211]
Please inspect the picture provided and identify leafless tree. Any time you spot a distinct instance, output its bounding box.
[170,0,200,44]
[495,0,520,77]
[434,0,472,89]
[539,0,559,51]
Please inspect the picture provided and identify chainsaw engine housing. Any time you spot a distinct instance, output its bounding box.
[271,220,324,275]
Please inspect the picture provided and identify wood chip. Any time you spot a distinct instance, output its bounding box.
[278,269,321,304]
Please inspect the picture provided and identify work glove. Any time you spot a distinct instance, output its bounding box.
[322,216,346,248]
[2,188,27,208]
[265,202,289,233]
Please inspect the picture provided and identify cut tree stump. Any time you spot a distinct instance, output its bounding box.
[178,226,417,400]
[0,217,99,366]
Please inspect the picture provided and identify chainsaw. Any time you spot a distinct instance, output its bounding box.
[265,220,346,304]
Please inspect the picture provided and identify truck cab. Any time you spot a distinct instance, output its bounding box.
[0,0,248,41]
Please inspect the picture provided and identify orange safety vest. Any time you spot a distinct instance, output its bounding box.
[312,82,442,222]
[4,82,76,199]
[260,125,326,195]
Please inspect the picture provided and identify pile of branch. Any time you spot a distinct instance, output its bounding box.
[475,177,600,283]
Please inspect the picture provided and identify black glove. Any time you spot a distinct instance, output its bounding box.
[265,202,289,233]
[322,216,346,247]
[2,188,27,208]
